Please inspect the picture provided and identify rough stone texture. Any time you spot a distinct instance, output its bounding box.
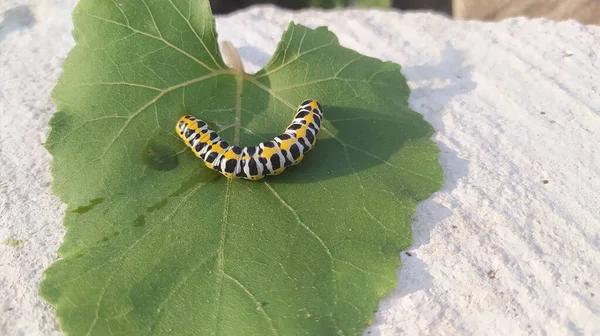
[453,0,600,25]
[1,1,599,335]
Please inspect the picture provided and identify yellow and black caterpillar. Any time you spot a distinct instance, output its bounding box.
[176,99,322,180]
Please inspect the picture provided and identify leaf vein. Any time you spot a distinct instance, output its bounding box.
[151,252,218,331]
[264,182,332,260]
[362,207,397,234]
[213,179,232,334]
[335,259,395,283]
[334,55,363,77]
[85,13,215,72]
[109,0,130,26]
[52,182,207,296]
[97,71,227,159]
[74,82,162,91]
[256,41,336,79]
[223,272,278,335]
[141,0,163,38]
[271,77,406,93]
[85,273,114,336]
[321,127,438,183]
[167,0,222,70]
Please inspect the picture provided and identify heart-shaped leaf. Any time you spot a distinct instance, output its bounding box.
[40,0,443,335]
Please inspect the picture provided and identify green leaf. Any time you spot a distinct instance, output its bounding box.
[40,0,443,335]
[310,0,348,9]
[354,0,392,8]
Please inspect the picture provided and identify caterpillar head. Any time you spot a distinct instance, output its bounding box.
[315,101,323,116]
[176,119,188,134]
[300,99,322,117]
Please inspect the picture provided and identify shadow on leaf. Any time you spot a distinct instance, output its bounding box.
[270,105,434,184]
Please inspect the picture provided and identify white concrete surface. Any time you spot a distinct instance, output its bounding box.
[1,1,599,335]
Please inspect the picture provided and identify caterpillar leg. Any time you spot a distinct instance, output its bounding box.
[271,168,286,176]
[293,154,304,165]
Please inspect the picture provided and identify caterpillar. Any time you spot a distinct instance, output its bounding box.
[176,99,322,181]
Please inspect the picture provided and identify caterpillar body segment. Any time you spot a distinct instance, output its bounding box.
[176,99,323,180]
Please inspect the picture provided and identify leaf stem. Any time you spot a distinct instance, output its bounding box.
[221,41,245,74]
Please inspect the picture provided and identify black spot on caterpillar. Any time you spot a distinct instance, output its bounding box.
[176,99,323,181]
